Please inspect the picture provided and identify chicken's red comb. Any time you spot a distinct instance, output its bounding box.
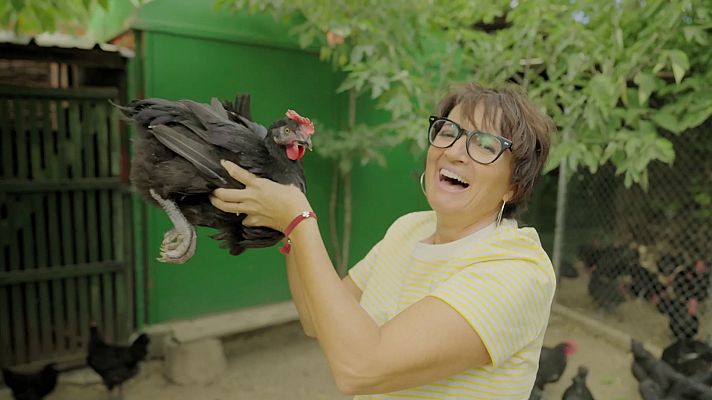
[563,340,577,355]
[286,109,315,136]
[695,259,708,274]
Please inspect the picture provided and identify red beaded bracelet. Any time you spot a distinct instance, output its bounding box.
[279,211,317,254]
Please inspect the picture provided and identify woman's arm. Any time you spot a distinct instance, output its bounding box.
[285,251,316,337]
[286,250,363,338]
[288,219,491,394]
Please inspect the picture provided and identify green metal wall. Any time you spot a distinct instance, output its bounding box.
[94,0,428,324]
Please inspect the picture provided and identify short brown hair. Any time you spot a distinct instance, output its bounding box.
[436,82,555,218]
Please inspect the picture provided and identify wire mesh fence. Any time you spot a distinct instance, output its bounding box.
[555,119,712,348]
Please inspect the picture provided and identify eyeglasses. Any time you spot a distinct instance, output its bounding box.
[428,116,513,165]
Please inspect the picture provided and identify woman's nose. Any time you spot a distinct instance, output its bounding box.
[443,136,469,161]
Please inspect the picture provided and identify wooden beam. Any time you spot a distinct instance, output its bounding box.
[0,262,125,286]
[0,85,119,99]
[0,177,126,192]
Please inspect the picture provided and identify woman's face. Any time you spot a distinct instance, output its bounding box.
[424,104,514,223]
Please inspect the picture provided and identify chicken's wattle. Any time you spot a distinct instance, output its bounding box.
[286,143,305,160]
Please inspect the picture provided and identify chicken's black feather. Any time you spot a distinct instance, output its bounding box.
[118,94,309,257]
[87,325,150,391]
[1,364,58,400]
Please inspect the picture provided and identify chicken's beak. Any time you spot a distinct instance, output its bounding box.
[296,132,313,150]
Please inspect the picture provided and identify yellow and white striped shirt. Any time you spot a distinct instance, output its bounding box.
[349,211,556,399]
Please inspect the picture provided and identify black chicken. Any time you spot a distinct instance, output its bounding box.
[654,297,699,340]
[638,378,664,400]
[587,269,626,311]
[579,243,638,277]
[672,259,710,302]
[627,265,665,301]
[87,324,150,399]
[631,339,679,393]
[527,384,543,400]
[662,339,712,376]
[1,363,58,400]
[559,261,579,278]
[562,366,594,400]
[116,95,314,263]
[666,378,712,400]
[631,338,712,400]
[534,340,576,389]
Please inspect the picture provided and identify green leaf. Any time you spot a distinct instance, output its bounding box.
[680,106,712,131]
[370,76,389,98]
[633,72,656,106]
[656,138,675,164]
[98,0,109,10]
[651,108,680,133]
[667,49,689,84]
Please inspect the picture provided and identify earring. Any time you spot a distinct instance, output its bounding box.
[420,172,426,196]
[496,201,506,226]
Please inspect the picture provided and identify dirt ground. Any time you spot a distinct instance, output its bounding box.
[0,313,645,400]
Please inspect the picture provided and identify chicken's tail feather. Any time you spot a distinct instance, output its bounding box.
[130,333,150,361]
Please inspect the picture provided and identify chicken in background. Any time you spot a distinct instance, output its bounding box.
[578,243,639,311]
[631,338,679,393]
[562,366,594,400]
[672,259,710,303]
[626,264,666,301]
[533,340,577,390]
[587,270,627,311]
[1,363,58,400]
[527,384,543,400]
[630,338,712,400]
[662,339,712,377]
[87,323,150,399]
[653,296,699,340]
[559,261,579,279]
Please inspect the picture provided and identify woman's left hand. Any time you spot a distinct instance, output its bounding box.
[210,160,311,232]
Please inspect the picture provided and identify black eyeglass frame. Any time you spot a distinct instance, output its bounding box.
[428,116,513,165]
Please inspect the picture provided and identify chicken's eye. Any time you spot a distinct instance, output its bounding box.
[284,127,292,134]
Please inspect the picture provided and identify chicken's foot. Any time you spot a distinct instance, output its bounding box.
[149,189,197,263]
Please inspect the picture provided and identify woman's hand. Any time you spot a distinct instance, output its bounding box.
[210,160,311,232]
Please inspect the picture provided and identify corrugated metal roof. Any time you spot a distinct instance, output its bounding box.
[0,30,134,58]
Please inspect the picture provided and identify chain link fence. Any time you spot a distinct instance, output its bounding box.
[554,119,712,348]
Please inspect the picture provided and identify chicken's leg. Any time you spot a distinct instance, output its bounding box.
[149,189,197,263]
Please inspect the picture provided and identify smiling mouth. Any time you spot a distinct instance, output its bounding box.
[439,168,470,190]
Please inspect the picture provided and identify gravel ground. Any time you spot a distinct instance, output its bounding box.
[1,312,646,400]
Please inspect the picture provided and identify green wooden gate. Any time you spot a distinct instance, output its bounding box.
[0,86,133,368]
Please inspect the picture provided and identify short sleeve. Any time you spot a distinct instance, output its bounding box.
[429,259,555,367]
[347,239,383,291]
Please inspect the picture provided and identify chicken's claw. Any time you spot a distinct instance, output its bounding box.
[157,225,197,264]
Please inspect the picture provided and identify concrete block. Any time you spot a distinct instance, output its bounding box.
[162,337,227,385]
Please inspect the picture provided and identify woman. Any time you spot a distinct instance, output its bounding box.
[210,82,556,399]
